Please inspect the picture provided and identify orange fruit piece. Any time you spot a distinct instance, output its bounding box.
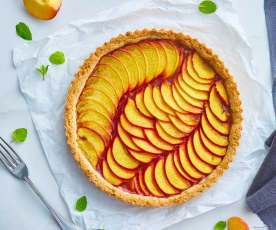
[228,217,249,230]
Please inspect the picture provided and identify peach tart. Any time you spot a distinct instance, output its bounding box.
[65,29,242,206]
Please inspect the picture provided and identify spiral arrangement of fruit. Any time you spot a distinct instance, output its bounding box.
[76,40,230,197]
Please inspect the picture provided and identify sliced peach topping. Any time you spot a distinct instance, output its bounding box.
[74,39,234,199]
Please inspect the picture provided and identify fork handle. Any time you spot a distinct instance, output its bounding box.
[24,177,79,230]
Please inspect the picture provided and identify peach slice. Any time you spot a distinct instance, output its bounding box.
[144,129,174,151]
[113,49,139,90]
[78,121,111,144]
[112,137,139,170]
[152,42,167,77]
[173,152,198,182]
[99,55,129,92]
[152,86,175,115]
[192,53,215,80]
[174,78,204,109]
[129,175,136,192]
[201,113,229,146]
[93,63,124,95]
[117,123,141,152]
[129,176,136,192]
[77,109,112,132]
[159,40,179,77]
[165,153,190,190]
[176,112,200,126]
[172,83,203,113]
[168,115,195,134]
[187,54,212,84]
[77,139,98,168]
[128,149,156,163]
[76,99,111,118]
[120,114,144,139]
[133,175,144,194]
[138,169,150,196]
[138,41,159,82]
[77,127,105,157]
[215,80,229,105]
[193,130,222,166]
[155,121,183,145]
[187,137,213,174]
[124,44,147,85]
[144,164,164,197]
[228,217,249,230]
[161,82,185,113]
[177,73,209,101]
[209,86,229,122]
[85,76,119,105]
[144,86,169,121]
[178,144,204,179]
[155,158,180,195]
[102,160,123,186]
[182,66,211,91]
[125,99,154,128]
[158,121,186,139]
[80,88,115,114]
[129,178,135,192]
[23,0,62,20]
[131,136,163,154]
[135,91,153,118]
[205,104,230,135]
[106,148,135,179]
[199,128,227,156]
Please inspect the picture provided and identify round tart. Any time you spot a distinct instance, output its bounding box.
[65,29,242,207]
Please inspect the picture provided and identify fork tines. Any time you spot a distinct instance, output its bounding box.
[0,137,22,168]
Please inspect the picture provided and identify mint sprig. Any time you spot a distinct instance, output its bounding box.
[49,51,65,65]
[36,65,49,80]
[199,1,217,14]
[12,128,28,143]
[75,196,87,212]
[214,221,226,230]
[16,22,32,40]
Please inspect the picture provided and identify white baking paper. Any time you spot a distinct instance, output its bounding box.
[13,0,276,229]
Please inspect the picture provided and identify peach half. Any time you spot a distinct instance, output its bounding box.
[23,0,62,20]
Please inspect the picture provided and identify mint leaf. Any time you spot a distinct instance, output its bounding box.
[16,22,32,40]
[75,196,87,212]
[36,65,49,80]
[49,51,65,65]
[12,128,28,143]
[199,1,217,14]
[214,221,226,230]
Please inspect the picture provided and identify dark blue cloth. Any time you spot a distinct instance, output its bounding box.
[246,1,276,229]
[247,134,276,229]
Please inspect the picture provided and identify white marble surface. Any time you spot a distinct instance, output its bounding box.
[0,0,270,229]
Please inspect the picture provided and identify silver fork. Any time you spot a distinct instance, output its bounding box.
[0,136,79,230]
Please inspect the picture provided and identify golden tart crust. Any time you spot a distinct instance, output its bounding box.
[64,29,243,207]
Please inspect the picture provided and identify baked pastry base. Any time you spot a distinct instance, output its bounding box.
[65,29,243,207]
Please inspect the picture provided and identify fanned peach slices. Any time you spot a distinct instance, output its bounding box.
[65,30,242,207]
